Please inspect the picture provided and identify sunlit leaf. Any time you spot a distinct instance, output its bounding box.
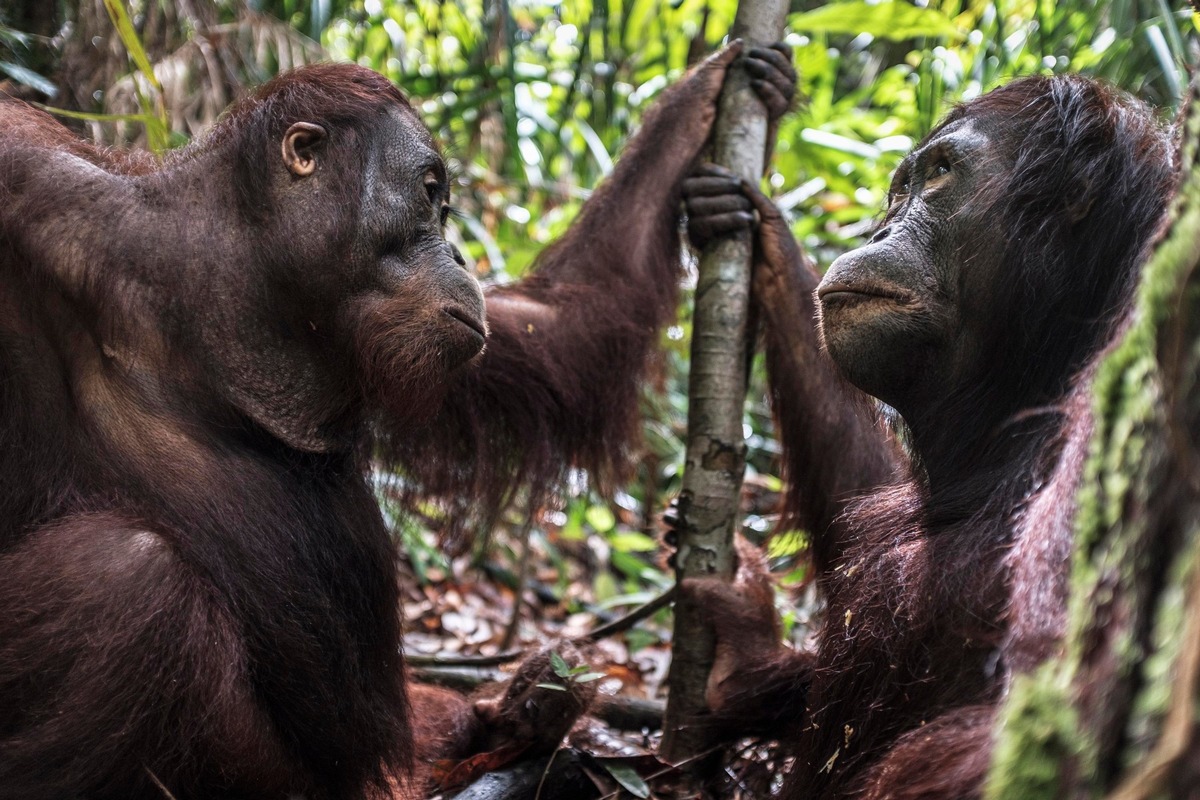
[790,1,960,41]
[766,530,808,559]
[585,504,616,532]
[0,62,55,96]
[608,531,658,553]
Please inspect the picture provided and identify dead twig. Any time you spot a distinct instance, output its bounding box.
[573,586,678,645]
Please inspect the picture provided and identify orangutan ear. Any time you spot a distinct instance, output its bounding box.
[281,122,327,177]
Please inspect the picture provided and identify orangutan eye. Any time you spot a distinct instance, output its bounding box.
[890,165,912,203]
[928,158,951,179]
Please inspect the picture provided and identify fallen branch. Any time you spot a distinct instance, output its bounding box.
[447,749,597,800]
[406,651,524,668]
[573,586,678,645]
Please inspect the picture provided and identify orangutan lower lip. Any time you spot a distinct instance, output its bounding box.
[817,282,911,304]
[443,307,485,338]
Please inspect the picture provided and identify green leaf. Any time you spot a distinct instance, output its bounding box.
[101,0,169,152]
[790,1,960,41]
[573,672,606,683]
[780,608,797,639]
[779,565,810,588]
[34,104,155,124]
[0,25,32,48]
[601,762,650,798]
[611,550,651,581]
[102,0,162,92]
[585,504,616,532]
[535,682,568,691]
[560,501,586,541]
[0,62,55,96]
[594,591,657,611]
[549,651,571,677]
[767,530,808,559]
[607,530,658,553]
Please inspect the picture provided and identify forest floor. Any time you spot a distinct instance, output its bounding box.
[398,498,807,799]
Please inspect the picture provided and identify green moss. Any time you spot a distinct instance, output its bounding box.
[988,83,1200,797]
[1124,536,1200,769]
[985,666,1082,800]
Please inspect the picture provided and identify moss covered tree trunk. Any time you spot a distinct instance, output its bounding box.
[986,81,1200,800]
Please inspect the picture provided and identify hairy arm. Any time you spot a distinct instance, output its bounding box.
[407,645,596,792]
[681,536,813,741]
[381,46,747,534]
[684,170,903,569]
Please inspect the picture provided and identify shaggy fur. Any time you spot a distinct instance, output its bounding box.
[0,49,739,800]
[691,75,1176,800]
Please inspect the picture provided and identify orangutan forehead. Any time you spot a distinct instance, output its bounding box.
[375,107,444,175]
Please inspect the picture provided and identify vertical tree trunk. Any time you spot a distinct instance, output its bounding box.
[986,78,1200,800]
[660,0,789,781]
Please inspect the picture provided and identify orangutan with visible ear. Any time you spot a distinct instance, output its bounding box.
[0,42,796,799]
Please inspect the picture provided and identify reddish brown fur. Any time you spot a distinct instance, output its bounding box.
[688,75,1176,800]
[0,49,740,800]
[470,644,599,755]
[686,537,814,739]
[353,288,463,431]
[379,66,736,540]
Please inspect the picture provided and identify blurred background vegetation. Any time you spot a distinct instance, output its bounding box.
[2,0,1195,652]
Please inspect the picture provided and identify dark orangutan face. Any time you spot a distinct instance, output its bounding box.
[372,109,485,346]
[334,107,487,372]
[816,118,1008,413]
[218,101,486,450]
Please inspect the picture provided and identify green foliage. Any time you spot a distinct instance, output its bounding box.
[790,1,961,40]
[537,651,606,691]
[600,761,651,798]
[303,0,1193,613]
[0,23,55,96]
[101,0,170,152]
[773,0,1192,269]
[320,0,732,283]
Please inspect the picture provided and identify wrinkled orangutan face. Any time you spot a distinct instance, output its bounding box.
[324,107,488,422]
[333,105,487,369]
[816,117,1009,414]
[202,99,488,451]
